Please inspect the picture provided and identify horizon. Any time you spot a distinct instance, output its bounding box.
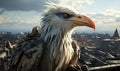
[0,28,119,35]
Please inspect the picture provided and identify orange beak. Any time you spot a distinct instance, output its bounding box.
[67,14,96,30]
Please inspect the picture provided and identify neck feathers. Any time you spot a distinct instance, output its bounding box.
[39,23,74,71]
[40,23,73,43]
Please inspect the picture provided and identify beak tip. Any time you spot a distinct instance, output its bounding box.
[92,22,96,31]
[92,24,96,31]
[85,16,96,30]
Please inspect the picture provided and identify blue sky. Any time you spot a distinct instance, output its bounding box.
[0,0,120,34]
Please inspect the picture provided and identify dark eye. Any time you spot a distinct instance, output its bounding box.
[63,13,70,18]
[56,12,73,19]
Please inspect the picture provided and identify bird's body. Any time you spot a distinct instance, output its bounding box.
[9,3,95,71]
[9,27,79,71]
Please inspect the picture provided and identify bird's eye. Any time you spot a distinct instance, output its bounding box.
[63,13,69,18]
[56,12,73,19]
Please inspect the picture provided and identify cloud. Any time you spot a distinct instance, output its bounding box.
[102,9,120,17]
[1,10,41,23]
[58,0,94,5]
[0,8,5,14]
[0,22,38,31]
[0,10,41,31]
[116,18,120,22]
[0,16,3,24]
[0,0,119,33]
[0,0,94,11]
[85,9,120,33]
[0,0,49,11]
[58,0,94,11]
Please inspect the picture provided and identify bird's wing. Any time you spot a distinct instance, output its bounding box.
[69,40,80,66]
[9,32,44,71]
[65,40,81,71]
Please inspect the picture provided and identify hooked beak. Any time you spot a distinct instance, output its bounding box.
[67,14,96,30]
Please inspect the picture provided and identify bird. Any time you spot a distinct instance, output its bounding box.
[8,3,96,71]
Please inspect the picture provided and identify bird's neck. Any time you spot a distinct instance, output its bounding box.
[39,24,74,71]
[40,24,73,43]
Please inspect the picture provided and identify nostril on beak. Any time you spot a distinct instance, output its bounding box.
[77,16,82,18]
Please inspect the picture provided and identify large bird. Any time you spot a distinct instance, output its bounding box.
[9,4,95,71]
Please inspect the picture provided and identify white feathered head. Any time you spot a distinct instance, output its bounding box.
[41,3,95,32]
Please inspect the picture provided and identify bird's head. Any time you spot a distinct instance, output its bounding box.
[42,4,96,32]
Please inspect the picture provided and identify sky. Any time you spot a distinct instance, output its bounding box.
[0,0,120,34]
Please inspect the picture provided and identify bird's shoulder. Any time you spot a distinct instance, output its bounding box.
[71,39,80,52]
[9,27,45,71]
[68,39,80,66]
